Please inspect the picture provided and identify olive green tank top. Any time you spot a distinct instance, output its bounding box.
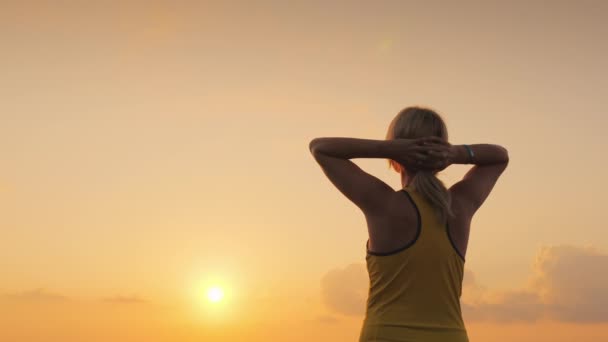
[359,187,469,342]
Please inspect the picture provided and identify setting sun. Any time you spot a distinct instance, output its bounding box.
[207,286,224,303]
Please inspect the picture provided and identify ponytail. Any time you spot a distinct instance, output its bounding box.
[410,171,454,225]
[385,105,454,224]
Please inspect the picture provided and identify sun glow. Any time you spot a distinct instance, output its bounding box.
[191,275,237,320]
[207,286,224,303]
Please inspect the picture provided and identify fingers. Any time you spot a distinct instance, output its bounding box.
[427,149,449,158]
[425,145,448,153]
[409,155,448,172]
[417,145,449,156]
[413,144,447,156]
[414,152,428,160]
[409,138,450,170]
[418,136,449,146]
[417,150,449,168]
[414,142,447,150]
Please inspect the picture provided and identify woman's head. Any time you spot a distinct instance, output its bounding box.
[385,106,454,224]
[386,106,449,173]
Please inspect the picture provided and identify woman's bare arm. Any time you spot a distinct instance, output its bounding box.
[448,144,509,165]
[309,137,435,166]
[447,144,510,216]
[309,136,445,214]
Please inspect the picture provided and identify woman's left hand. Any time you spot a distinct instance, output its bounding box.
[416,136,452,171]
[393,136,451,172]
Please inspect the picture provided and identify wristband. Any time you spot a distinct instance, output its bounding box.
[464,145,475,164]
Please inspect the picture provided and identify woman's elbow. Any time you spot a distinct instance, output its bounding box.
[501,146,509,163]
[309,138,324,155]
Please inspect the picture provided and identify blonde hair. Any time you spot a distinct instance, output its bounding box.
[386,106,454,225]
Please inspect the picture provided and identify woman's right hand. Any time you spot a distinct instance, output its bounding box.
[417,136,454,172]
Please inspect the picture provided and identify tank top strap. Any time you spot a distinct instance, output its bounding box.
[400,187,449,246]
[401,187,465,263]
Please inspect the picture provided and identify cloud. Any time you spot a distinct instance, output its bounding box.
[464,244,608,323]
[320,263,367,316]
[462,289,544,322]
[531,245,608,323]
[101,295,147,304]
[321,245,608,323]
[1,288,69,302]
[1,290,151,306]
[461,268,487,304]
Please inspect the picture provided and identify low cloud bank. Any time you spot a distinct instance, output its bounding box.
[320,245,608,323]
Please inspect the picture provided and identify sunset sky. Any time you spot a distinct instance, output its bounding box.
[1,1,607,341]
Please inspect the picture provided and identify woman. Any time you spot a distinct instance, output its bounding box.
[309,106,509,342]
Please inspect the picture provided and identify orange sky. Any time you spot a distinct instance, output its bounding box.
[1,1,607,341]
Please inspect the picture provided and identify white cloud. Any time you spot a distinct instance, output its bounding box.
[531,245,608,323]
[464,244,608,323]
[320,262,367,316]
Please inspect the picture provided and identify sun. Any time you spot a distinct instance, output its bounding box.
[207,286,224,303]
